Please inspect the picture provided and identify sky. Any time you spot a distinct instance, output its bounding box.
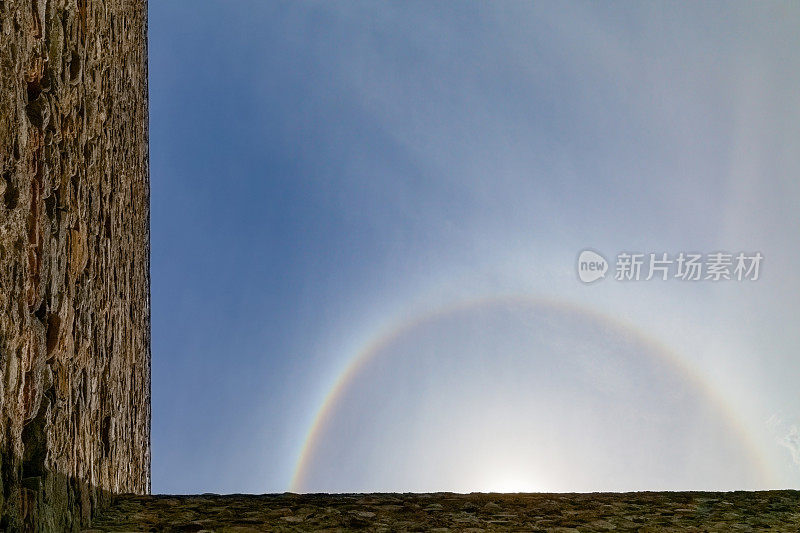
[148,1,800,494]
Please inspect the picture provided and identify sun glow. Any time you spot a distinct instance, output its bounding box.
[477,467,548,494]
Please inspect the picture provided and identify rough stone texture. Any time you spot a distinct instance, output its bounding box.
[84,491,800,532]
[0,0,150,530]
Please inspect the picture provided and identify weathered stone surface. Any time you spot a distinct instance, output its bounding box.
[86,491,800,532]
[0,0,150,530]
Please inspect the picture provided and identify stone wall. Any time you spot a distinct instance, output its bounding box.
[0,0,150,530]
[81,491,800,531]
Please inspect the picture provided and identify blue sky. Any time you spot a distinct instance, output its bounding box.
[149,2,800,493]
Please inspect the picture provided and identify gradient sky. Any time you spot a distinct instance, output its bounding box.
[148,1,800,494]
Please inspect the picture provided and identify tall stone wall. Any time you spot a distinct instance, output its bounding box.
[0,0,150,530]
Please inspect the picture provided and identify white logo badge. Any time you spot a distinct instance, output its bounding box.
[577,250,608,283]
